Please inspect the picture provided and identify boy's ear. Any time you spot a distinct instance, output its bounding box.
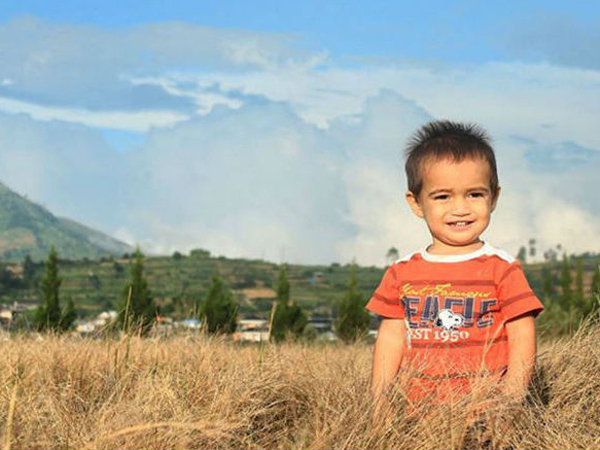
[491,186,501,212]
[406,191,424,218]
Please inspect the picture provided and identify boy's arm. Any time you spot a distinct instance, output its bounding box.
[371,318,407,399]
[502,313,537,401]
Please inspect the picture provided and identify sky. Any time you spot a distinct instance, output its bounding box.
[0,0,599,265]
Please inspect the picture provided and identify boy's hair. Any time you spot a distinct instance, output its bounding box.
[405,120,499,199]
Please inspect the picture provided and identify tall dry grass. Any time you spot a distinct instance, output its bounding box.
[1,325,600,450]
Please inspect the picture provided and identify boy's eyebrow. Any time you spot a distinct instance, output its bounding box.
[427,189,452,196]
[427,186,491,196]
[467,186,491,192]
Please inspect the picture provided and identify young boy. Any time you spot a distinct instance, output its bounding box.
[367,121,544,404]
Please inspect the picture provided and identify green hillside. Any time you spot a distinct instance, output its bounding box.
[3,249,385,320]
[0,181,133,261]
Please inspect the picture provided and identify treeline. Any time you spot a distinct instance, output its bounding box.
[529,254,600,336]
[3,248,372,343]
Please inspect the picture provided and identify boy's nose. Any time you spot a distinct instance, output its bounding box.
[450,198,470,215]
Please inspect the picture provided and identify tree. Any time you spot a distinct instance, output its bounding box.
[23,254,37,288]
[199,276,238,334]
[559,254,572,310]
[591,261,600,299]
[270,267,307,342]
[541,264,555,302]
[574,259,585,311]
[335,264,371,342]
[120,247,156,335]
[0,266,21,291]
[517,246,527,264]
[34,247,75,332]
[586,260,600,317]
[113,261,124,278]
[386,247,399,264]
[528,238,536,259]
[61,297,77,332]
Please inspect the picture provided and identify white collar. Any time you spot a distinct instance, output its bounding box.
[420,242,492,263]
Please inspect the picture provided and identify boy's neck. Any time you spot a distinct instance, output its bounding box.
[426,239,485,256]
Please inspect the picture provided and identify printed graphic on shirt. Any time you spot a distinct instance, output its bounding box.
[402,283,499,344]
[434,309,465,330]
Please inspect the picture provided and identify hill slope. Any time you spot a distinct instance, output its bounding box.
[0,181,133,261]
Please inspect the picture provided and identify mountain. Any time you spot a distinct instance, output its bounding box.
[0,181,134,261]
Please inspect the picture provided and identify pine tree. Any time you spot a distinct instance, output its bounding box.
[559,254,572,310]
[60,297,77,332]
[528,238,536,259]
[22,254,37,288]
[34,247,63,332]
[200,276,238,334]
[587,260,600,317]
[276,266,290,303]
[574,259,585,311]
[591,261,600,298]
[271,267,307,342]
[517,246,527,264]
[335,264,371,343]
[386,247,399,264]
[120,247,156,335]
[541,264,555,302]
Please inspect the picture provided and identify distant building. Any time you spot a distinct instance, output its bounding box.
[75,320,95,335]
[233,319,269,342]
[309,272,324,286]
[307,317,336,341]
[0,309,13,326]
[176,318,202,329]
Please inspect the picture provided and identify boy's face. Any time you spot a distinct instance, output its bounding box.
[406,157,500,255]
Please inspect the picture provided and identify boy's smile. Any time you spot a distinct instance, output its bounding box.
[406,157,499,255]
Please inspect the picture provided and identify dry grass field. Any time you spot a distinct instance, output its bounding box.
[1,325,600,450]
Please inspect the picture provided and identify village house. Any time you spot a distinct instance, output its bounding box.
[233,319,269,342]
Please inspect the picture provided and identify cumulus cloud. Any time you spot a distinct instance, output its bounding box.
[124,100,352,263]
[0,96,188,131]
[1,85,600,265]
[0,16,322,127]
[164,60,600,151]
[0,112,129,232]
[0,17,599,264]
[121,88,600,265]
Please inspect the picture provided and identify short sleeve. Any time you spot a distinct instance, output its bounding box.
[497,263,544,320]
[365,265,404,319]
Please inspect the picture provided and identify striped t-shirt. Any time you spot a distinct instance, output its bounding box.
[366,242,544,398]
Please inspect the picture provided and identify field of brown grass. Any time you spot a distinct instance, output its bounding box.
[1,325,600,450]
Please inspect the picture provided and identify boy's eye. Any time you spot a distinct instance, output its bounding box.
[469,192,485,198]
[433,194,449,200]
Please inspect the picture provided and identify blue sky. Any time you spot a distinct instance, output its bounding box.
[3,0,598,64]
[0,1,599,264]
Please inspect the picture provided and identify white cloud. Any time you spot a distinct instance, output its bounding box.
[173,61,600,149]
[0,16,320,125]
[0,17,599,265]
[0,112,129,233]
[125,101,352,263]
[0,96,188,131]
[2,83,600,265]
